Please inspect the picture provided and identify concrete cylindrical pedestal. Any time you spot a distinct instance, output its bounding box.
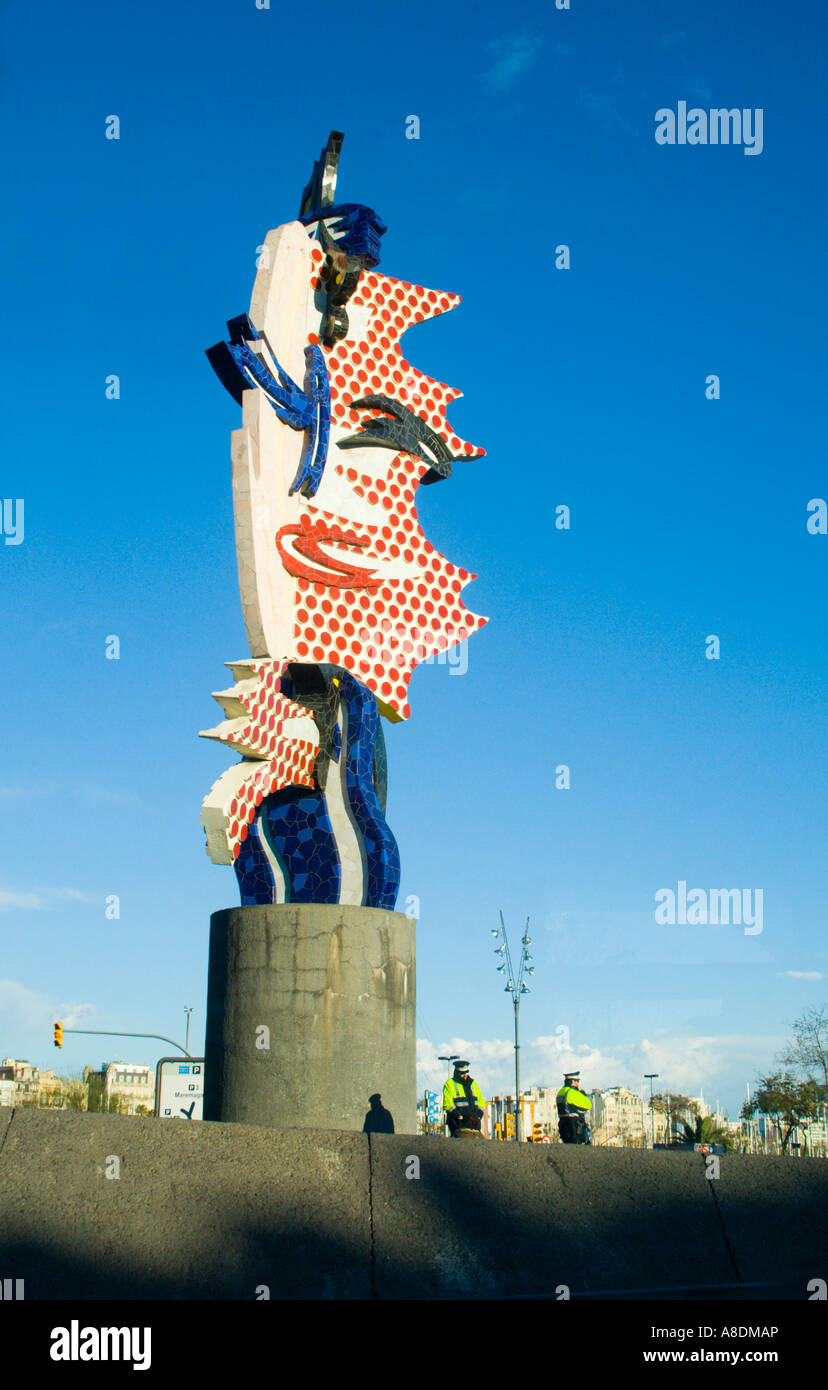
[204,903,416,1133]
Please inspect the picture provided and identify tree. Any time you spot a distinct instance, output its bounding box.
[86,1076,127,1114]
[741,1072,821,1153]
[679,1114,733,1150]
[63,1079,90,1111]
[778,1005,828,1090]
[61,1074,127,1114]
[651,1092,697,1142]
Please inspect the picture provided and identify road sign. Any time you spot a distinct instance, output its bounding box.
[155,1057,205,1120]
[539,1134,552,1145]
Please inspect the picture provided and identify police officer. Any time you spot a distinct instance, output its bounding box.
[556,1072,592,1144]
[443,1060,485,1137]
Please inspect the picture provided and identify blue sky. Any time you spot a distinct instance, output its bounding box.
[1,0,825,1118]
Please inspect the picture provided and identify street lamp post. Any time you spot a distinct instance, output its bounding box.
[184,1007,193,1055]
[645,1073,659,1148]
[492,912,534,1142]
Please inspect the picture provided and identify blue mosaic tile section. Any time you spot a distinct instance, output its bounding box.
[338,671,400,910]
[227,340,331,499]
[298,202,386,266]
[261,787,341,904]
[292,346,330,498]
[233,674,398,908]
[233,816,286,906]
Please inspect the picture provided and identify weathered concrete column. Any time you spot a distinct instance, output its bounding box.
[204,903,416,1133]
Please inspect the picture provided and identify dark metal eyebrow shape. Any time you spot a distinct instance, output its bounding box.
[337,394,464,485]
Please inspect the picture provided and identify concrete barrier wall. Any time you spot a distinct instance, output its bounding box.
[0,1110,825,1299]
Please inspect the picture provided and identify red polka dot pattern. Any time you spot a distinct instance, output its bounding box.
[202,658,317,861]
[325,273,485,463]
[287,265,487,721]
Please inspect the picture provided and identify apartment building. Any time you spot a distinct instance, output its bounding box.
[84,1061,155,1114]
[590,1087,647,1147]
[0,1057,40,1105]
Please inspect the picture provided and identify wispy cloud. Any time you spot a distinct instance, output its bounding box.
[579,89,637,138]
[50,887,96,902]
[0,892,51,912]
[485,34,544,91]
[0,886,96,912]
[0,979,95,1031]
[59,1002,96,1029]
[777,970,823,981]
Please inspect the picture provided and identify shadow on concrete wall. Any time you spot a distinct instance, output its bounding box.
[0,1182,818,1301]
[0,1116,825,1300]
[0,1227,371,1300]
[362,1094,394,1134]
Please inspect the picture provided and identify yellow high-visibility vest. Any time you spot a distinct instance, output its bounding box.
[443,1077,485,1112]
[556,1085,592,1112]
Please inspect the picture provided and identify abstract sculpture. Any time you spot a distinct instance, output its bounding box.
[200,132,486,910]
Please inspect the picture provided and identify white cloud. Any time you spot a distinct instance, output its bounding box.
[777,970,823,981]
[0,891,51,912]
[417,1030,787,1111]
[0,885,96,912]
[0,979,95,1033]
[485,35,544,91]
[59,1002,96,1029]
[45,887,97,903]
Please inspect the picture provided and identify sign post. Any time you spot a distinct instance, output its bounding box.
[155,1058,205,1120]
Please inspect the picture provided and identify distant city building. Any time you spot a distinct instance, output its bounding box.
[34,1069,63,1107]
[591,1087,647,1147]
[488,1087,558,1140]
[0,1064,15,1100]
[583,1088,716,1147]
[1,1057,41,1105]
[85,1062,154,1114]
[806,1104,828,1157]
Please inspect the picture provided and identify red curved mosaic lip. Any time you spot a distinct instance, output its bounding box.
[276,514,383,590]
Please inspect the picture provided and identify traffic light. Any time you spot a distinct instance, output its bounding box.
[532,1123,543,1143]
[53,1022,63,1048]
